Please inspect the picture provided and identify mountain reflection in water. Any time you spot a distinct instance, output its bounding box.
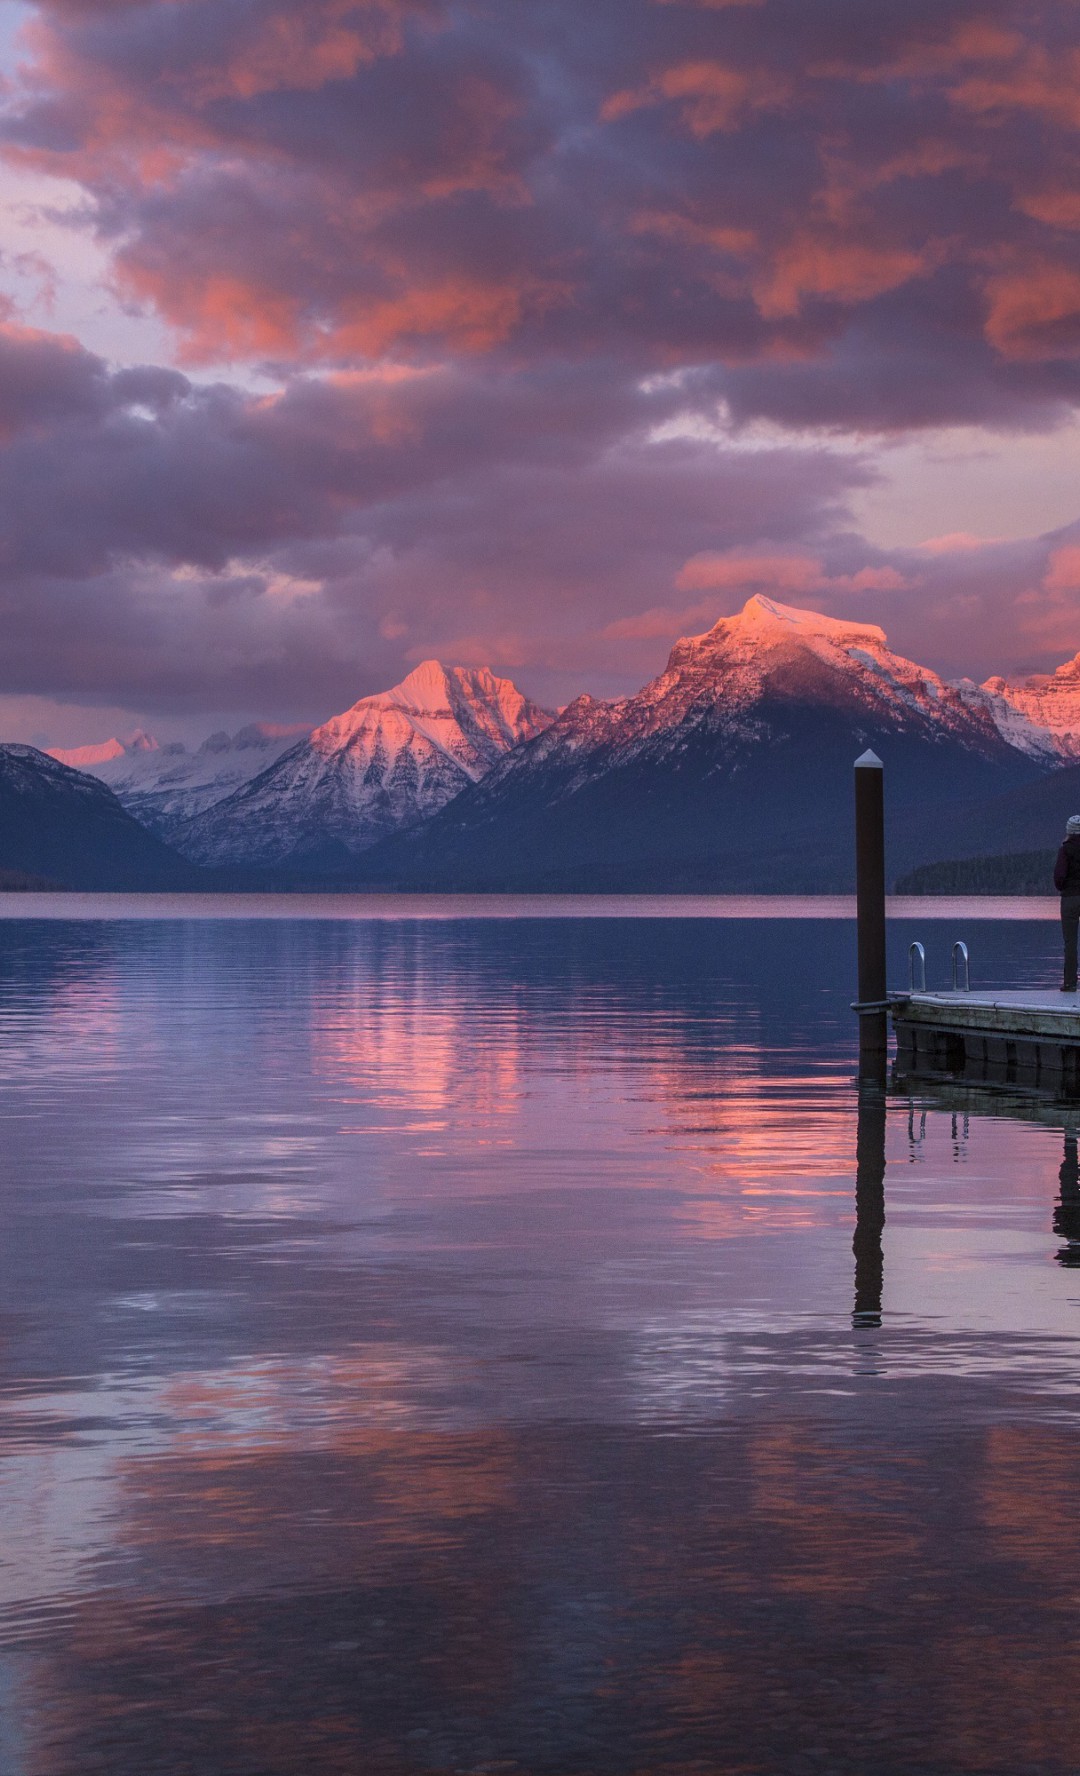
[2,909,1080,1775]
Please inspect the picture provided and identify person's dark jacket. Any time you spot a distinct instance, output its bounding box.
[1054,835,1080,893]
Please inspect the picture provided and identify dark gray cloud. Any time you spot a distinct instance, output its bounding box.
[0,322,876,712]
[1,0,1080,722]
[0,307,1074,716]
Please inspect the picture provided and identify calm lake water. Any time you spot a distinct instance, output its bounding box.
[2,898,1080,1775]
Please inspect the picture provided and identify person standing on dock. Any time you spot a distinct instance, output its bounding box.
[1053,816,1080,991]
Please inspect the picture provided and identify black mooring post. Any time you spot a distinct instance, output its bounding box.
[855,750,888,1069]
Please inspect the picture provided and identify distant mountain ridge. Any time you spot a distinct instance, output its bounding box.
[54,730,157,770]
[28,599,1080,891]
[51,723,309,840]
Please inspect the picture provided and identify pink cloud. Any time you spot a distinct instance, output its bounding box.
[676,552,908,595]
[827,20,1022,86]
[1014,188,1080,231]
[676,552,824,594]
[1,0,1080,729]
[602,59,791,137]
[1,0,1077,428]
[950,47,1080,129]
[919,532,1002,554]
[603,601,718,641]
[753,236,933,321]
[172,0,414,104]
[983,261,1080,360]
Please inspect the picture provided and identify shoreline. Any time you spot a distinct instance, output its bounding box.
[0,890,1061,921]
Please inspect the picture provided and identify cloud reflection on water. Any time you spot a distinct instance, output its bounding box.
[2,913,1080,1772]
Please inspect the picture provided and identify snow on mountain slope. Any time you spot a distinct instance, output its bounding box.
[360,597,1041,893]
[638,595,1007,747]
[468,594,1014,802]
[54,733,148,770]
[174,662,553,869]
[953,654,1080,762]
[51,723,309,839]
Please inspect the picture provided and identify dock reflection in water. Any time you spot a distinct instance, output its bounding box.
[894,1046,1080,1281]
[4,910,1080,1774]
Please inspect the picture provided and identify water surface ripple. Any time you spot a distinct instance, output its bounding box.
[1,908,1079,1775]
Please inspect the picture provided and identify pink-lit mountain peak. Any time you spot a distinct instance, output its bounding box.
[390,597,1048,894]
[947,651,1080,763]
[664,596,902,689]
[506,595,1001,798]
[651,594,960,730]
[715,594,888,648]
[314,660,550,772]
[599,594,1080,777]
[48,722,310,836]
[177,662,553,870]
[979,653,1080,750]
[388,659,468,714]
[52,729,160,770]
[682,598,1080,764]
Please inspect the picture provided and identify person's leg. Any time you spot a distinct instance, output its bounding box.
[1062,896,1080,990]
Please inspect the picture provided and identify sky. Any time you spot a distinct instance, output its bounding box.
[3,0,1080,744]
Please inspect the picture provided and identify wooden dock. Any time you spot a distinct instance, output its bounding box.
[893,990,1080,1088]
[847,751,1080,1090]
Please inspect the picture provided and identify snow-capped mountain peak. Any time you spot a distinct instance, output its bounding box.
[45,603,1080,889]
[724,593,887,647]
[663,597,901,690]
[388,659,459,715]
[458,597,1018,848]
[974,653,1080,760]
[310,662,550,780]
[638,596,996,751]
[174,663,554,871]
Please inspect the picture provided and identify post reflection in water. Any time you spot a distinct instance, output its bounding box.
[1055,1131,1080,1266]
[853,1082,886,1327]
[4,912,1080,1774]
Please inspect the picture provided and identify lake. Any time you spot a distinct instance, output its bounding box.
[2,899,1080,1775]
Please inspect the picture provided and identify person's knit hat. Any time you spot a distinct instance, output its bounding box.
[1067,816,1080,836]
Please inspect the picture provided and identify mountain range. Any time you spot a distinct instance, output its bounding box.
[52,722,310,837]
[0,746,203,890]
[358,598,1050,891]
[7,594,1080,891]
